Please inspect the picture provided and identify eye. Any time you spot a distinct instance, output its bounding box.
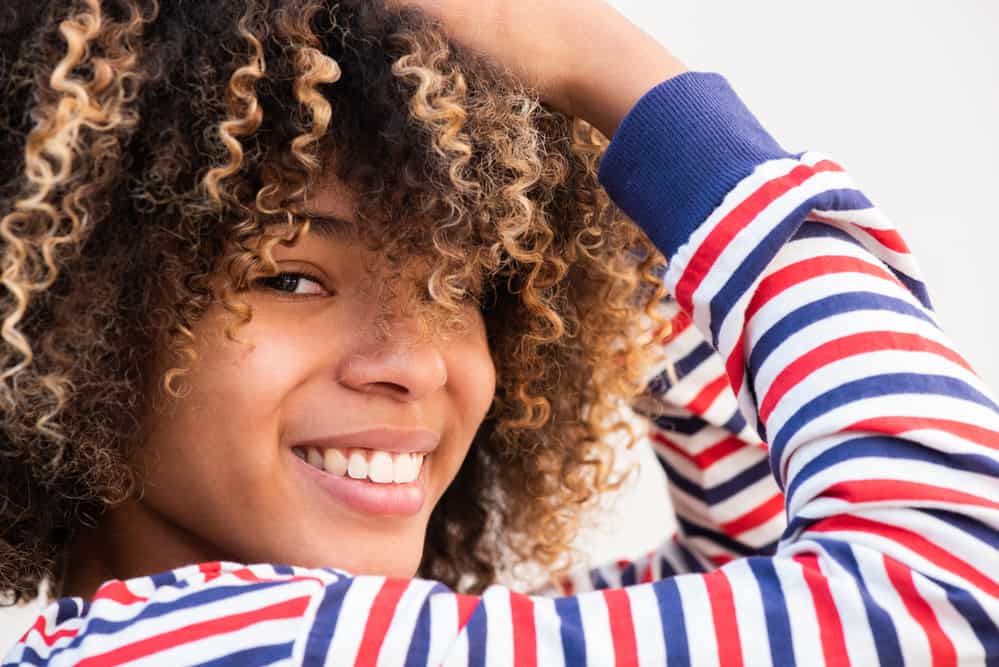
[255,271,330,297]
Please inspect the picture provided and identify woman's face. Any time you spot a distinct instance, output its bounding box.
[134,178,496,578]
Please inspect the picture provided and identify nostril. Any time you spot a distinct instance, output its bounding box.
[366,381,409,396]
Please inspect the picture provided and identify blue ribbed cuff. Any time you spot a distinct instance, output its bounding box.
[598,71,792,259]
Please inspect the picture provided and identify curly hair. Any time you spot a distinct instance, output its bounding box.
[0,0,670,602]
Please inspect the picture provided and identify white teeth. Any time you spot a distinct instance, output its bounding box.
[347,450,368,479]
[324,448,348,476]
[306,448,324,469]
[297,446,425,484]
[393,454,417,483]
[368,451,394,483]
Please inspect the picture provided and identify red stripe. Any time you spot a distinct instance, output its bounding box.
[602,589,639,665]
[747,255,903,325]
[640,554,656,584]
[702,570,744,667]
[673,160,844,315]
[724,330,747,397]
[198,561,223,583]
[355,578,409,666]
[650,431,746,470]
[720,492,785,536]
[685,374,729,415]
[856,225,911,254]
[809,514,999,598]
[727,254,905,401]
[881,554,957,667]
[510,592,538,667]
[663,310,693,343]
[19,616,79,646]
[759,332,975,423]
[455,594,480,631]
[824,479,999,512]
[76,595,311,667]
[92,580,148,605]
[844,416,999,451]
[793,554,851,666]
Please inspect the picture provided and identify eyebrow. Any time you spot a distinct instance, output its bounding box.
[299,214,354,240]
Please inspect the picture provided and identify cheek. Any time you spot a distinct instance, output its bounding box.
[140,311,315,500]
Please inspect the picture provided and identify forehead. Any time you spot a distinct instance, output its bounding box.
[296,169,362,240]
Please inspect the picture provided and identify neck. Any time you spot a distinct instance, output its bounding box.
[61,500,233,599]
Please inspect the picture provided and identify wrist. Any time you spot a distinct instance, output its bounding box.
[565,12,687,138]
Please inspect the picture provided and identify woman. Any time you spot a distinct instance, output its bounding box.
[4,0,998,665]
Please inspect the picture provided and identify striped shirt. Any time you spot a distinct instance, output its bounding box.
[6,71,998,666]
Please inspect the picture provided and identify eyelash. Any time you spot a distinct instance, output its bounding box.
[254,271,330,297]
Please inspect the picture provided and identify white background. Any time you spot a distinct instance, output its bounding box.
[4,0,998,653]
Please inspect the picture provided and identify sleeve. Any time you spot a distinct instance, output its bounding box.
[9,72,999,667]
[551,293,789,595]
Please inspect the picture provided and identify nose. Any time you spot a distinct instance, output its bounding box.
[336,320,448,402]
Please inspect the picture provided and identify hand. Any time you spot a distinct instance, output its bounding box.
[392,0,687,137]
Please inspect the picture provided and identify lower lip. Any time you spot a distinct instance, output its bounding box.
[293,452,427,516]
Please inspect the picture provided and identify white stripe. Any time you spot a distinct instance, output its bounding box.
[684,168,863,359]
[73,578,319,660]
[850,546,932,665]
[628,585,667,664]
[673,574,720,666]
[774,393,999,486]
[576,590,614,666]
[130,616,302,666]
[911,571,988,665]
[324,576,383,665]
[532,597,566,667]
[482,586,514,666]
[427,593,459,667]
[724,558,773,665]
[378,579,439,667]
[769,556,825,666]
[665,157,804,296]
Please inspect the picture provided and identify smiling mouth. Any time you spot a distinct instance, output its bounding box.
[293,446,425,484]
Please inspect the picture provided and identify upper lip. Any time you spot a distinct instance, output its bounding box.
[293,428,440,454]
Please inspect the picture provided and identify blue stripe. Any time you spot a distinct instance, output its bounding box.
[46,580,303,659]
[302,576,353,664]
[770,373,999,480]
[661,456,773,505]
[589,568,612,591]
[149,569,180,588]
[676,541,707,574]
[466,598,487,667]
[746,558,795,667]
[619,561,638,587]
[785,435,999,511]
[707,187,873,346]
[791,221,932,310]
[748,291,938,393]
[925,573,999,666]
[812,539,904,667]
[554,596,587,666]
[54,598,80,625]
[652,578,690,667]
[3,646,46,666]
[193,641,295,667]
[645,340,718,395]
[677,517,779,557]
[658,554,681,578]
[404,584,447,667]
[919,508,999,550]
[652,413,710,436]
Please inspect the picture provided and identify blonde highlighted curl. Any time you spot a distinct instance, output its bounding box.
[0,0,670,602]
